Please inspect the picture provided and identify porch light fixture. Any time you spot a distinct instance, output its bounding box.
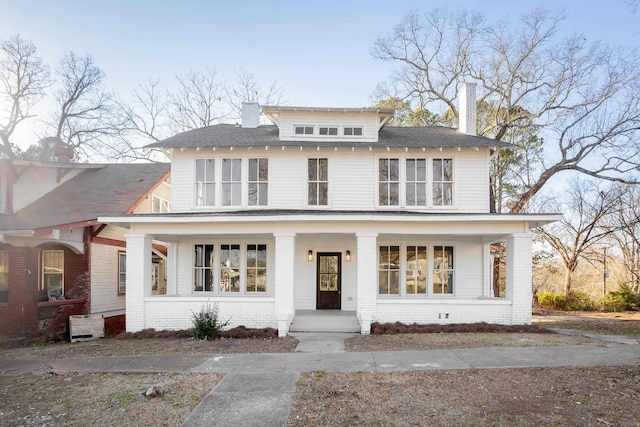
[346,250,351,262]
[308,250,313,262]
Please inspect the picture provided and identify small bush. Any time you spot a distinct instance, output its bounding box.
[537,292,567,310]
[601,285,639,312]
[191,304,230,340]
[566,291,596,311]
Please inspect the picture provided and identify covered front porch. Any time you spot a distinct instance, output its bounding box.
[108,212,557,337]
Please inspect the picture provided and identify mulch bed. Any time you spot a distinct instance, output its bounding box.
[116,325,278,340]
[371,321,554,334]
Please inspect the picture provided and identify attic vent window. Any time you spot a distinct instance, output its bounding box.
[319,127,338,136]
[295,126,314,135]
[344,127,363,136]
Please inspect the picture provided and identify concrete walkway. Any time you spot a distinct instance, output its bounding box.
[1,331,639,427]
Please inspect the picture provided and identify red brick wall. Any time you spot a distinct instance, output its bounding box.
[104,314,126,337]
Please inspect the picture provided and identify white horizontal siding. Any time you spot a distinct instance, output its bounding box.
[90,243,125,314]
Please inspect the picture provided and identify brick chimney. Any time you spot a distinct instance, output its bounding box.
[241,102,260,128]
[458,82,477,135]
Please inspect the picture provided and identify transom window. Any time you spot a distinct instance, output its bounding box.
[378,158,399,206]
[0,251,8,302]
[248,158,268,206]
[118,252,126,294]
[42,250,64,296]
[343,127,363,136]
[433,158,454,206]
[193,243,268,294]
[308,158,328,206]
[295,126,314,135]
[222,159,242,206]
[195,159,215,206]
[319,127,338,136]
[406,159,427,206]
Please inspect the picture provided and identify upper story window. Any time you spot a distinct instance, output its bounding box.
[222,158,242,206]
[295,126,314,135]
[406,159,427,206]
[42,250,64,296]
[248,158,268,206]
[343,127,363,136]
[433,158,453,206]
[319,127,338,136]
[152,195,171,213]
[0,251,8,302]
[378,158,399,206]
[308,158,328,206]
[195,159,215,207]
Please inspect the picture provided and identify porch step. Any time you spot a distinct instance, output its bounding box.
[289,310,360,333]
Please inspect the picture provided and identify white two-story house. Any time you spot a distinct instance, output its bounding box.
[101,84,560,336]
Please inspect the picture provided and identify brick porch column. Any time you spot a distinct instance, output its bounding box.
[356,232,378,334]
[506,233,533,324]
[125,233,152,332]
[274,232,296,337]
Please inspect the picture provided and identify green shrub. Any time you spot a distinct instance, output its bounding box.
[191,304,230,340]
[601,285,639,312]
[537,292,567,310]
[566,291,596,311]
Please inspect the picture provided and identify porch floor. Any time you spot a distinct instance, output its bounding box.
[289,309,360,333]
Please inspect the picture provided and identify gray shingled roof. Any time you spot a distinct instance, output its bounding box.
[146,124,511,149]
[0,163,170,231]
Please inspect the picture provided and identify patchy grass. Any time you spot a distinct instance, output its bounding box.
[0,372,221,427]
[288,366,640,426]
[533,310,640,336]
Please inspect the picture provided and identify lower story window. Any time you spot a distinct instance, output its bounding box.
[406,246,427,294]
[193,243,268,294]
[42,250,64,296]
[379,246,400,294]
[433,245,454,294]
[118,252,126,294]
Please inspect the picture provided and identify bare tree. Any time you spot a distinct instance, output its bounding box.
[226,68,285,119]
[373,8,640,213]
[536,179,618,297]
[0,35,50,158]
[167,68,227,133]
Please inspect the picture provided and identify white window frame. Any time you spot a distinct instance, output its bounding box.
[343,126,363,136]
[319,126,338,136]
[405,158,428,207]
[294,125,314,135]
[194,158,216,207]
[307,157,329,207]
[432,158,454,207]
[42,250,64,296]
[221,158,242,207]
[377,157,400,207]
[248,158,269,207]
[377,243,455,298]
[192,241,269,295]
[118,252,126,294]
[151,194,171,213]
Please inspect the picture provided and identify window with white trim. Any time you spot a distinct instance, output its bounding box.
[0,251,8,302]
[194,244,214,292]
[433,245,454,294]
[248,158,268,206]
[42,250,64,296]
[406,158,427,206]
[152,195,170,213]
[378,246,400,294]
[246,244,267,292]
[221,158,242,206]
[118,252,126,294]
[406,245,427,294]
[295,125,314,135]
[433,158,454,206]
[195,159,215,206]
[319,126,338,136]
[378,158,399,206]
[343,127,363,136]
[308,158,328,205]
[193,243,268,294]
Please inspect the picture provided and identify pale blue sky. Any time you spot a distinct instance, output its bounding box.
[1,0,638,111]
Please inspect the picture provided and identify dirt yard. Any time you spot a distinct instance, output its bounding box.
[1,311,638,426]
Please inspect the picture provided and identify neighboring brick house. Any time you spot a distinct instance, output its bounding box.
[0,158,170,342]
[101,84,560,337]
